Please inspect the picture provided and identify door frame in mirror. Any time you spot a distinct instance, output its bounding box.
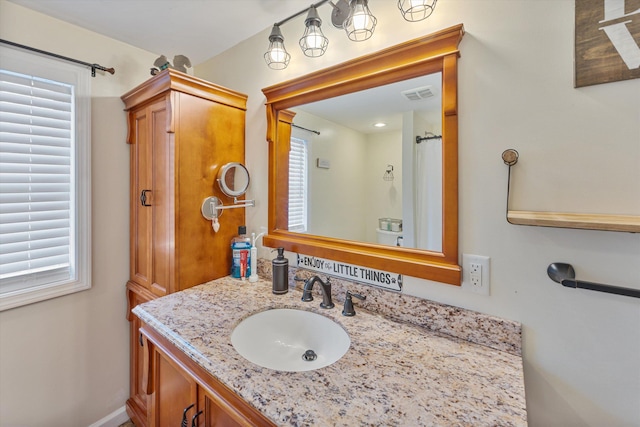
[262,24,464,285]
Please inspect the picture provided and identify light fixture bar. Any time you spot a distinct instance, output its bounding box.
[275,0,330,27]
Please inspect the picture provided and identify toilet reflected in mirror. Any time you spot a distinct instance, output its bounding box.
[376,228,403,246]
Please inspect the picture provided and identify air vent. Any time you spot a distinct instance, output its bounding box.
[401,85,434,101]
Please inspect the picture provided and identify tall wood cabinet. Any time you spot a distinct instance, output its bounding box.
[122,69,247,427]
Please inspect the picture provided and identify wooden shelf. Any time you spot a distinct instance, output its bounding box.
[507,210,640,233]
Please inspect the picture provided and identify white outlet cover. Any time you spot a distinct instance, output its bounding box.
[462,254,491,295]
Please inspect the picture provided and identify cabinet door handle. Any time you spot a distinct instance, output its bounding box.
[139,333,143,347]
[191,410,203,427]
[140,189,151,206]
[181,403,195,427]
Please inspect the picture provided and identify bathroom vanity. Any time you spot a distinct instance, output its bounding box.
[132,274,527,426]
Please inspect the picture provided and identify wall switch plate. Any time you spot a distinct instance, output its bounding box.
[462,254,491,295]
[317,158,331,169]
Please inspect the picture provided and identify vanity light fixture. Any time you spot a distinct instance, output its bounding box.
[264,24,291,70]
[264,0,437,69]
[398,0,438,22]
[299,6,329,57]
[344,0,377,42]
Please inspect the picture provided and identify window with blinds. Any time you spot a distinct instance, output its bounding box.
[0,45,91,311]
[288,136,308,232]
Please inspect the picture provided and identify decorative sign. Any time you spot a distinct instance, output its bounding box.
[296,254,403,292]
[575,0,640,87]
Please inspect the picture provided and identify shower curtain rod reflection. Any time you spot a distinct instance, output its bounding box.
[0,39,115,77]
[416,133,442,144]
[292,123,320,135]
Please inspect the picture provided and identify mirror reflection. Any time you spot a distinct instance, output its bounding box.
[288,73,443,252]
[263,24,464,285]
[217,162,250,198]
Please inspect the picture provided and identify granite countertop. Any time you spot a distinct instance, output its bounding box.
[133,275,527,426]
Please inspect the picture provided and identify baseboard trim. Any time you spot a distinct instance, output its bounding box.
[87,406,129,427]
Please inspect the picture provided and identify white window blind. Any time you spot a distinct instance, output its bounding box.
[0,45,91,311]
[288,136,308,232]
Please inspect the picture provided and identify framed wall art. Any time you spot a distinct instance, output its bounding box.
[575,0,640,87]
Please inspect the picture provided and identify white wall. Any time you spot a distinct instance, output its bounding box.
[364,131,403,243]
[293,110,368,241]
[197,1,640,426]
[0,1,158,425]
[294,110,404,245]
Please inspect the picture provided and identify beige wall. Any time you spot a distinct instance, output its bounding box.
[0,1,157,425]
[364,131,403,244]
[197,1,640,426]
[292,110,403,245]
[0,1,638,426]
[292,110,368,241]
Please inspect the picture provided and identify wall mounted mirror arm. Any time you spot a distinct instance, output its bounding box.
[202,162,255,232]
[263,24,464,285]
[202,197,255,219]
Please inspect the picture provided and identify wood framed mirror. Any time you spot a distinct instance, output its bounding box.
[262,24,464,285]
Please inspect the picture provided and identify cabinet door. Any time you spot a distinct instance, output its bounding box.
[199,388,243,427]
[130,98,173,297]
[149,344,198,427]
[130,105,153,291]
[126,289,151,427]
[149,97,173,297]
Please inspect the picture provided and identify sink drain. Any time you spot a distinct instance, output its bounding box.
[302,349,317,362]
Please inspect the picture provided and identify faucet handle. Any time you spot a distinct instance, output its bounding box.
[342,291,366,316]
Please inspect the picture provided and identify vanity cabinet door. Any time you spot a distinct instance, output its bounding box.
[199,388,244,427]
[148,337,198,427]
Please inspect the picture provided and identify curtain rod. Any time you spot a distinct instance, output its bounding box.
[292,123,321,135]
[0,39,115,77]
[416,134,442,144]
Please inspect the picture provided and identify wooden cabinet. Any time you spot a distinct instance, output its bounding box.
[122,70,248,426]
[149,341,197,427]
[126,284,155,425]
[141,324,275,427]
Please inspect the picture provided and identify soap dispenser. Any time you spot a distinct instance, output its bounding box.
[272,247,288,294]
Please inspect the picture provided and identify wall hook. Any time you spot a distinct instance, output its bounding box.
[383,165,394,181]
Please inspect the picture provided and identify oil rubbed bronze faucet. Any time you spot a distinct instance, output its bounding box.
[301,276,334,309]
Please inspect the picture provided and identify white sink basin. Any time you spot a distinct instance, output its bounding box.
[231,308,350,372]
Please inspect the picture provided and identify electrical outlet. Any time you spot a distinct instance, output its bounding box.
[462,254,490,295]
[470,262,482,288]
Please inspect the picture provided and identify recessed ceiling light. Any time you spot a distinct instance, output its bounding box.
[373,122,387,128]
